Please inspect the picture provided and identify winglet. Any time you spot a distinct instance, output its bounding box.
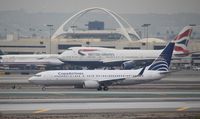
[137,66,146,76]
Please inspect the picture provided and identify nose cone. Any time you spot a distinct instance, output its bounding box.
[28,75,40,84]
[51,59,64,65]
[28,76,35,84]
[46,58,64,65]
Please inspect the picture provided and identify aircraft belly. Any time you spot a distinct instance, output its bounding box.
[118,78,161,85]
[38,79,84,86]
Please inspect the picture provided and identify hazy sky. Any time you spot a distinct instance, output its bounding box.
[0,0,200,14]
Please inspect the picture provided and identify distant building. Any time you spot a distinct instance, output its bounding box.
[88,21,104,30]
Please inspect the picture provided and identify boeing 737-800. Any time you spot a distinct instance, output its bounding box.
[58,26,192,69]
[29,42,175,91]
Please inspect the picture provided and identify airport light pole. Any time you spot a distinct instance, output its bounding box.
[4,28,7,39]
[142,24,151,49]
[141,25,145,39]
[46,24,54,54]
[16,29,20,40]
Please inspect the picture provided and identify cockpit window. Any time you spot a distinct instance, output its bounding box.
[38,57,44,60]
[34,74,42,77]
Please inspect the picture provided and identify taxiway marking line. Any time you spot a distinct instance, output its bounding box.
[176,107,189,111]
[33,108,49,113]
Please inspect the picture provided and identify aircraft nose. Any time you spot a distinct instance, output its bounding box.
[28,77,35,83]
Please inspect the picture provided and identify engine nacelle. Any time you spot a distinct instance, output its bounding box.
[122,61,135,69]
[74,85,84,88]
[83,80,99,89]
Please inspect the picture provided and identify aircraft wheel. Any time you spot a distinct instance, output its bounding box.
[12,85,16,89]
[103,86,109,91]
[97,86,102,91]
[42,86,46,91]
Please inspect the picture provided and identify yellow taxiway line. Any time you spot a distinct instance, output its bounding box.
[33,108,49,113]
[176,107,189,111]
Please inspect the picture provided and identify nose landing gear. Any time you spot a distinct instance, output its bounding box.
[42,86,46,91]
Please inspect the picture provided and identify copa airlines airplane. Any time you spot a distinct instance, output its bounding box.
[28,42,175,91]
[58,26,192,69]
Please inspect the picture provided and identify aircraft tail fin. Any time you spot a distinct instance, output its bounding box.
[174,26,192,55]
[147,42,175,71]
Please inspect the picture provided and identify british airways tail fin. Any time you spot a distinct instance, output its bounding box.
[174,26,192,55]
[147,42,175,71]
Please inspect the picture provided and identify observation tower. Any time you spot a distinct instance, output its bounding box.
[51,7,141,42]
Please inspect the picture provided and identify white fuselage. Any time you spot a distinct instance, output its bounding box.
[59,47,180,63]
[29,42,175,89]
[0,47,181,67]
[0,54,63,66]
[28,69,166,87]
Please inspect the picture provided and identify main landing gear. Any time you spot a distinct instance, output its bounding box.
[97,86,109,91]
[42,86,46,91]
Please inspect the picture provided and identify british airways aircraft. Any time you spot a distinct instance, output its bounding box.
[29,42,175,91]
[58,26,192,69]
[0,26,192,70]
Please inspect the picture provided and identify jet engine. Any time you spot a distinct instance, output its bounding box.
[83,80,100,88]
[122,61,135,69]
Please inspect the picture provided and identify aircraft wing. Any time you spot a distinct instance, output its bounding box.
[97,67,145,85]
[98,77,126,86]
[102,58,156,62]
[101,59,127,64]
[101,58,155,64]
[98,77,126,83]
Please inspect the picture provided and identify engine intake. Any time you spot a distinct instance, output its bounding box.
[122,61,135,69]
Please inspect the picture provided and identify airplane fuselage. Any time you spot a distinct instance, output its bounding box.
[59,47,184,68]
[59,47,163,67]
[29,42,175,91]
[0,54,63,66]
[29,70,165,87]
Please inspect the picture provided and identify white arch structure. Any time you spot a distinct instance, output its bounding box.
[51,7,141,41]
